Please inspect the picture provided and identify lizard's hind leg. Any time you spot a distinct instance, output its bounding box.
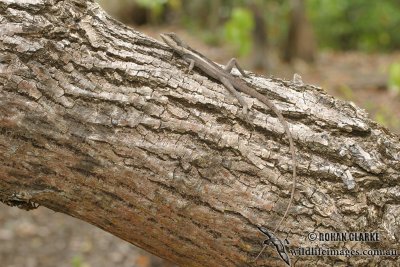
[225,58,249,77]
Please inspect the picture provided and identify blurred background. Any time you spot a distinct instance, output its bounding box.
[1,0,399,266]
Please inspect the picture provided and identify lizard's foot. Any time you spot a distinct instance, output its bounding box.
[239,105,250,118]
[242,105,248,115]
[240,105,253,122]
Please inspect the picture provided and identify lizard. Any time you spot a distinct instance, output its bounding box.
[160,32,297,260]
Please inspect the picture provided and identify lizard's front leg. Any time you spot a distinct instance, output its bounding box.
[186,58,195,73]
[225,58,249,77]
[220,77,248,114]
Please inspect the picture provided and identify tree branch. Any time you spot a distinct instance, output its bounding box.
[0,1,399,266]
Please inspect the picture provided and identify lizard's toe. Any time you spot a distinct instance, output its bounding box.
[241,104,249,115]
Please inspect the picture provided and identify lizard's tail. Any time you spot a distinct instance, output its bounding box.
[254,244,268,262]
[251,91,297,234]
[272,112,297,234]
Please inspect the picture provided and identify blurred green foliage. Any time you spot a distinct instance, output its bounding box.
[375,107,400,130]
[388,63,400,95]
[135,0,168,24]
[223,7,254,55]
[365,101,400,130]
[308,0,400,51]
[135,0,167,12]
[98,0,400,52]
[71,255,84,267]
[178,0,288,55]
[337,85,354,100]
[135,0,167,7]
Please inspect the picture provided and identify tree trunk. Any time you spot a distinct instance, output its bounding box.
[1,1,399,266]
[250,2,270,72]
[283,0,316,63]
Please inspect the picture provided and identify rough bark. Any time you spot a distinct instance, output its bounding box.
[0,1,399,266]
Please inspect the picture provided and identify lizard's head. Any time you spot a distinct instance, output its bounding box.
[160,32,188,55]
